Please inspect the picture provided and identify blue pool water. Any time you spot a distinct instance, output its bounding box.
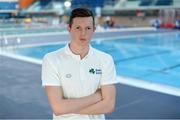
[15,32,180,88]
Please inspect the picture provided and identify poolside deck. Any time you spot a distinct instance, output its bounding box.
[1,55,180,119]
[1,28,180,119]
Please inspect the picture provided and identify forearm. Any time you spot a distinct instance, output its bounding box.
[76,99,114,115]
[57,94,100,115]
[76,85,116,115]
[45,86,102,116]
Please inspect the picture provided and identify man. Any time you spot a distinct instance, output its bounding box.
[42,7,119,119]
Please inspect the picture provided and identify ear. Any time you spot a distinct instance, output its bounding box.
[93,26,96,32]
[67,25,71,32]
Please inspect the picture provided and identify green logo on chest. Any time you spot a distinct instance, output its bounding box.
[89,68,95,74]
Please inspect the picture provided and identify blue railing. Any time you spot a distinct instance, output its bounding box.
[139,0,153,6]
[155,0,173,6]
[71,0,104,8]
[0,2,17,10]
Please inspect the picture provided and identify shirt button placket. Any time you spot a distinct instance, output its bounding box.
[79,61,85,94]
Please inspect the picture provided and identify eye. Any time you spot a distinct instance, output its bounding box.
[76,26,80,29]
[87,27,91,30]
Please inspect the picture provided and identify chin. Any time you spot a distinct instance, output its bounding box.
[79,42,89,47]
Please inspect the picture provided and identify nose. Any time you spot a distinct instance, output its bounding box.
[81,29,86,36]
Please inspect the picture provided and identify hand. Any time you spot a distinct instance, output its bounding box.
[94,89,102,102]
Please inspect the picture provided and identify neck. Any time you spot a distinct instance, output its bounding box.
[69,43,89,59]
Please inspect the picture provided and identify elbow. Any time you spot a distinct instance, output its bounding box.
[51,100,68,116]
[103,99,115,113]
[53,111,61,116]
[106,104,115,113]
[53,108,63,116]
[52,106,66,116]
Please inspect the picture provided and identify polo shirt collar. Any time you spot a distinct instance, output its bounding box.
[64,43,93,60]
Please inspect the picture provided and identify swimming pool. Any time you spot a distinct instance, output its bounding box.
[10,32,180,88]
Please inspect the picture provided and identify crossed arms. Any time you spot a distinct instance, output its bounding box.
[44,84,116,116]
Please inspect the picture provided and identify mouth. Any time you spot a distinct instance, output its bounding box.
[80,38,86,41]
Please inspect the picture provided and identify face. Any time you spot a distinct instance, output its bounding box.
[68,17,95,47]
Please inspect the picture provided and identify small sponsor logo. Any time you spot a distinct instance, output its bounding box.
[89,68,102,74]
[66,74,72,78]
[96,69,102,74]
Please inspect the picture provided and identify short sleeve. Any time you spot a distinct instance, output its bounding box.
[100,55,119,85]
[41,54,61,86]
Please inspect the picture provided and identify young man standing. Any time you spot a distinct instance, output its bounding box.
[42,7,119,119]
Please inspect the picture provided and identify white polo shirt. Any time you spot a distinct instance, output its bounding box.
[42,44,119,120]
